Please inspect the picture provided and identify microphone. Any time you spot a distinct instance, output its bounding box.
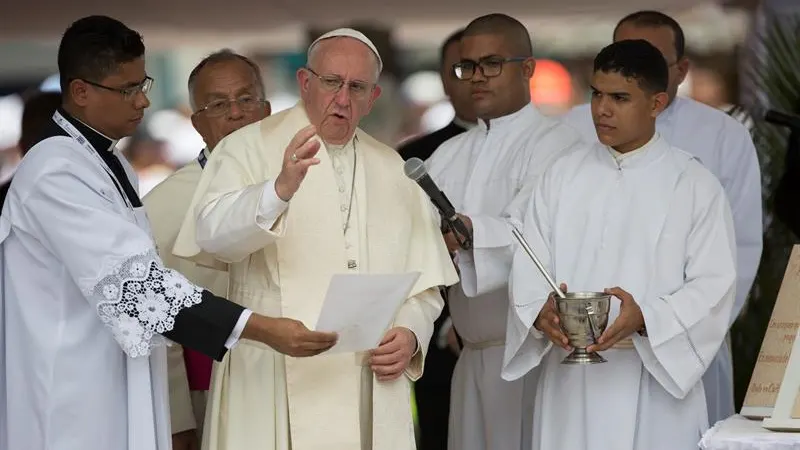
[404,157,472,250]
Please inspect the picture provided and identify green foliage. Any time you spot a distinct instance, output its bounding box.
[732,13,800,409]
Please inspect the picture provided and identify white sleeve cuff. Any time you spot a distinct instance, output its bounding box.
[224,309,253,349]
[255,179,289,229]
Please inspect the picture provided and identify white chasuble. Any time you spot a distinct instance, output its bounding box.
[505,135,737,450]
[563,97,761,424]
[173,102,458,450]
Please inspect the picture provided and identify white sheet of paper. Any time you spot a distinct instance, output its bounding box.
[314,272,422,354]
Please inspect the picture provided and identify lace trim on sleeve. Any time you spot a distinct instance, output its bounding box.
[87,248,203,358]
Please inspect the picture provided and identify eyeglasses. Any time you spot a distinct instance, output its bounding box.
[453,57,527,80]
[194,95,268,118]
[81,76,154,101]
[305,67,374,100]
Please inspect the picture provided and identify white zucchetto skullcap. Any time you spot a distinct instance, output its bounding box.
[308,28,383,73]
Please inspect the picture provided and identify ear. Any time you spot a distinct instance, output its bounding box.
[190,113,202,134]
[523,58,536,80]
[675,56,690,85]
[365,85,382,113]
[296,68,311,94]
[264,100,272,117]
[651,92,669,117]
[69,79,90,107]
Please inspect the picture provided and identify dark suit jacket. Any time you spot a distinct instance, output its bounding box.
[399,122,466,162]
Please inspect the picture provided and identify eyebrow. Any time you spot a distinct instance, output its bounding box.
[589,84,631,97]
[121,76,149,88]
[462,54,504,61]
[323,73,370,85]
[206,86,258,98]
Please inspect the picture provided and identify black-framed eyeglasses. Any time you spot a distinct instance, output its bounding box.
[194,95,268,118]
[453,57,528,80]
[80,76,154,101]
[304,67,374,100]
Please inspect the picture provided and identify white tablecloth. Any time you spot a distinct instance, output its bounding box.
[700,415,800,450]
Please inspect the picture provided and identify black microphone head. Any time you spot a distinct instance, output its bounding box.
[404,157,427,181]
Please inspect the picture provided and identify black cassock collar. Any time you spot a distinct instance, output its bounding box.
[40,108,142,207]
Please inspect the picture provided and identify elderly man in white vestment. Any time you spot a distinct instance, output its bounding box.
[425,14,582,450]
[562,10,761,426]
[505,40,737,450]
[144,50,271,450]
[0,16,337,450]
[172,28,458,450]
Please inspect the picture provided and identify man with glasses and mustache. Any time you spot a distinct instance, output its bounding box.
[171,28,457,450]
[424,13,582,450]
[562,10,762,429]
[143,49,271,450]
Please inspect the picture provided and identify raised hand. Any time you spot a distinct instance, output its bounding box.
[274,125,322,201]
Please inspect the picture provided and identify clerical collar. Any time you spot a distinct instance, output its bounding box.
[607,132,661,164]
[56,107,118,153]
[452,116,477,131]
[477,103,537,132]
[325,135,358,154]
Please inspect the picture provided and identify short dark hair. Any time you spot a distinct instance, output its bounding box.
[187,49,265,110]
[463,13,533,57]
[614,10,685,59]
[439,28,465,67]
[20,91,62,154]
[58,16,145,94]
[593,40,669,94]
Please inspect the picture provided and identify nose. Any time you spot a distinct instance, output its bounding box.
[596,98,612,117]
[470,67,488,83]
[135,90,150,110]
[228,101,244,120]
[334,85,351,105]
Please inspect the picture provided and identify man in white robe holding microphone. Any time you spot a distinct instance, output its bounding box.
[506,39,736,450]
[423,13,581,450]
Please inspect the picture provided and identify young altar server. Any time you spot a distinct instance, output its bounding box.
[505,39,737,450]
[562,11,761,424]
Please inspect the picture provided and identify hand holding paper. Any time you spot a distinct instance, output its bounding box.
[314,272,421,354]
